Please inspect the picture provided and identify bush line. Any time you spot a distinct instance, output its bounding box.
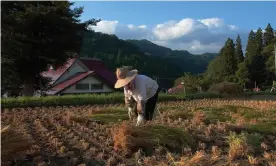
[2,91,274,109]
[1,92,223,109]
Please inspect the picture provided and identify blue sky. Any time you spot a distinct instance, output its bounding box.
[73,1,276,54]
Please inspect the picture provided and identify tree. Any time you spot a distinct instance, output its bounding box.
[1,1,99,96]
[235,35,244,63]
[204,56,225,83]
[255,28,264,55]
[264,23,274,46]
[174,72,201,93]
[235,62,250,86]
[220,38,237,78]
[245,30,257,64]
[263,36,276,83]
[245,30,266,86]
[204,38,237,83]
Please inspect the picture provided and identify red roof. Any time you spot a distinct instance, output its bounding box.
[80,59,116,86]
[168,84,184,94]
[41,58,76,84]
[42,58,116,95]
[47,71,93,94]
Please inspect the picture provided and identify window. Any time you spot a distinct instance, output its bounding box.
[75,83,89,90]
[91,83,103,90]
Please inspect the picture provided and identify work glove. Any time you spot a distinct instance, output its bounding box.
[137,100,146,115]
[128,107,134,120]
[136,100,146,126]
[136,114,145,126]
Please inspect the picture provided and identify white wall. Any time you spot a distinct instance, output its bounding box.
[54,60,86,86]
[61,75,114,94]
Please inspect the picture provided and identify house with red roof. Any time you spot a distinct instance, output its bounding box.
[41,58,117,95]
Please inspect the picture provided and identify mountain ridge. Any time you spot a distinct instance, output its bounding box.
[126,39,218,57]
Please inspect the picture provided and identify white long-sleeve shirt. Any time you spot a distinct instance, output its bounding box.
[124,75,159,102]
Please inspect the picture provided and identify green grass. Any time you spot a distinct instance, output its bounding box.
[246,122,276,135]
[147,125,195,149]
[90,107,129,123]
[245,133,263,149]
[195,107,233,123]
[91,114,129,123]
[195,105,273,124]
[194,105,276,135]
[128,124,195,154]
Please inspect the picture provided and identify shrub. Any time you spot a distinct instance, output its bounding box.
[208,81,242,96]
[245,91,276,96]
[227,132,249,160]
[2,92,223,109]
[1,93,181,109]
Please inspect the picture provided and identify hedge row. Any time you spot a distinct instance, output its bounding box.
[1,92,222,109]
[245,91,276,96]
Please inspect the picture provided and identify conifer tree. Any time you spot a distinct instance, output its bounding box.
[235,35,244,63]
[264,23,274,46]
[255,28,264,55]
[205,38,237,83]
[245,30,266,86]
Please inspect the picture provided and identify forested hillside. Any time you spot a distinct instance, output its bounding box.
[80,31,217,88]
[128,39,218,74]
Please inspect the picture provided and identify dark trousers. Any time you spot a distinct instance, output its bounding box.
[129,88,161,121]
[144,87,161,120]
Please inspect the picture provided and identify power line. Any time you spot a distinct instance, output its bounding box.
[156,77,179,80]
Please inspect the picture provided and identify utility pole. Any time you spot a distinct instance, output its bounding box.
[271,31,276,92]
[181,76,186,96]
[274,44,276,77]
[274,30,276,77]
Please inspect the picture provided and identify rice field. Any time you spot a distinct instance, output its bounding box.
[1,99,276,166]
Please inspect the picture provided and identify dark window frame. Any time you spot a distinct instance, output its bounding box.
[75,83,89,90]
[91,83,104,90]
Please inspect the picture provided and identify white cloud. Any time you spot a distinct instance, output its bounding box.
[89,20,119,34]
[153,40,223,54]
[253,29,266,33]
[89,18,247,54]
[199,18,224,28]
[228,25,239,31]
[153,18,207,40]
[139,25,147,29]
[127,24,135,29]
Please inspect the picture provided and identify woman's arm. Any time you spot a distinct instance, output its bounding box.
[135,80,147,114]
[124,88,132,107]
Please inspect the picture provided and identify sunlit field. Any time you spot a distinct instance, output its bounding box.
[2,99,276,166]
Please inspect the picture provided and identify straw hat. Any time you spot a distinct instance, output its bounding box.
[114,66,138,89]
